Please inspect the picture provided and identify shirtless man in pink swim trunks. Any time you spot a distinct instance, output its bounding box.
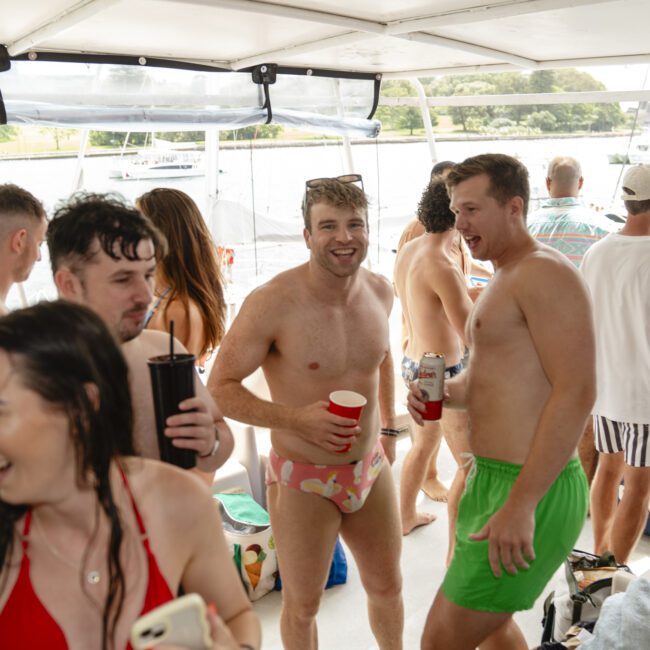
[209,175,403,650]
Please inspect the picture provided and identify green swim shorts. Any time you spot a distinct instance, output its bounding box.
[442,456,588,613]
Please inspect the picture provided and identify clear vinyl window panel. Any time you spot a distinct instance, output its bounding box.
[1,60,379,137]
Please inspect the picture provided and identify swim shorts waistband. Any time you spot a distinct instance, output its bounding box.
[445,362,463,379]
[472,455,582,477]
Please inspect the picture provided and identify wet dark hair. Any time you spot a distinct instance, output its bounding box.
[47,192,167,276]
[0,300,135,650]
[417,176,456,233]
[446,153,530,218]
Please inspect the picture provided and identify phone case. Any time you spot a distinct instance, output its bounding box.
[130,593,212,650]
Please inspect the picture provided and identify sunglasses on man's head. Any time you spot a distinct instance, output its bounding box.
[302,174,364,215]
[305,174,364,191]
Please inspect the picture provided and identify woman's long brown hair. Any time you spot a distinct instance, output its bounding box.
[137,188,226,356]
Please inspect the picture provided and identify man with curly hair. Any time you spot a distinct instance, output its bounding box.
[394,176,474,541]
[396,165,490,505]
[397,161,456,251]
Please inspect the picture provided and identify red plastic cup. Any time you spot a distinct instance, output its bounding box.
[328,390,367,453]
[423,399,443,421]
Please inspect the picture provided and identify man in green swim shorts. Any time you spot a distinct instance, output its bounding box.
[408,153,595,649]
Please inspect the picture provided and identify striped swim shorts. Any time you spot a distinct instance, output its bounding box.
[593,415,650,467]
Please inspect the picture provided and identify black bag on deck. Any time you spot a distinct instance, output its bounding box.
[540,549,632,644]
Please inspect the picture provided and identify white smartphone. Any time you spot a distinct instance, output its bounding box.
[130,593,213,650]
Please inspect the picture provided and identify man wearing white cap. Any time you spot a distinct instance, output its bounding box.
[580,164,650,563]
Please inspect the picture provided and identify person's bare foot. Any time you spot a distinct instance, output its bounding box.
[402,512,437,536]
[422,478,449,502]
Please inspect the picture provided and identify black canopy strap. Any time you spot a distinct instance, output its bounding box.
[252,64,277,125]
[0,89,6,125]
[367,74,382,120]
[262,82,272,124]
[0,45,9,74]
[1,46,12,124]
[9,51,378,81]
[0,45,10,72]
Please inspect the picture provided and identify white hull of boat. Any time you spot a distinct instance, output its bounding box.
[108,165,204,180]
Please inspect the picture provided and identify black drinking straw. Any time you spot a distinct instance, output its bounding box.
[169,320,175,362]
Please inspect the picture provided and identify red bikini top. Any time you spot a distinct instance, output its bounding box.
[0,467,174,649]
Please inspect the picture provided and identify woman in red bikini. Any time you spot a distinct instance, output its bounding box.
[0,301,260,650]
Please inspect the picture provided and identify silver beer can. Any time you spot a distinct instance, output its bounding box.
[418,352,445,421]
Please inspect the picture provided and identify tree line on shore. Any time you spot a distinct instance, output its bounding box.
[376,68,630,136]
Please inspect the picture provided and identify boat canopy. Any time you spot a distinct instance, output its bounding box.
[1,57,381,137]
[1,1,650,135]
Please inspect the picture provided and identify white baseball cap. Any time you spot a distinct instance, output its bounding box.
[621,164,650,201]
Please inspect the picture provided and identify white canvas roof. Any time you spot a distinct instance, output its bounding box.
[2,0,649,76]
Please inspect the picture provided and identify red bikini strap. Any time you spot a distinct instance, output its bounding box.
[21,511,32,551]
[118,465,148,538]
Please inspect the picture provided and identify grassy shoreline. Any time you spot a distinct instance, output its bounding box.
[0,129,631,161]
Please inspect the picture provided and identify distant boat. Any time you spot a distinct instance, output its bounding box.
[109,150,204,180]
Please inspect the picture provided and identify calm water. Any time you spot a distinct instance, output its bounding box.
[0,135,633,309]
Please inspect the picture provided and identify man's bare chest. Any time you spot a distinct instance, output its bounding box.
[273,301,389,377]
[467,280,524,350]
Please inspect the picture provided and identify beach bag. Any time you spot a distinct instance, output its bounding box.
[214,493,278,601]
[274,536,348,592]
[541,549,632,643]
[326,537,348,588]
